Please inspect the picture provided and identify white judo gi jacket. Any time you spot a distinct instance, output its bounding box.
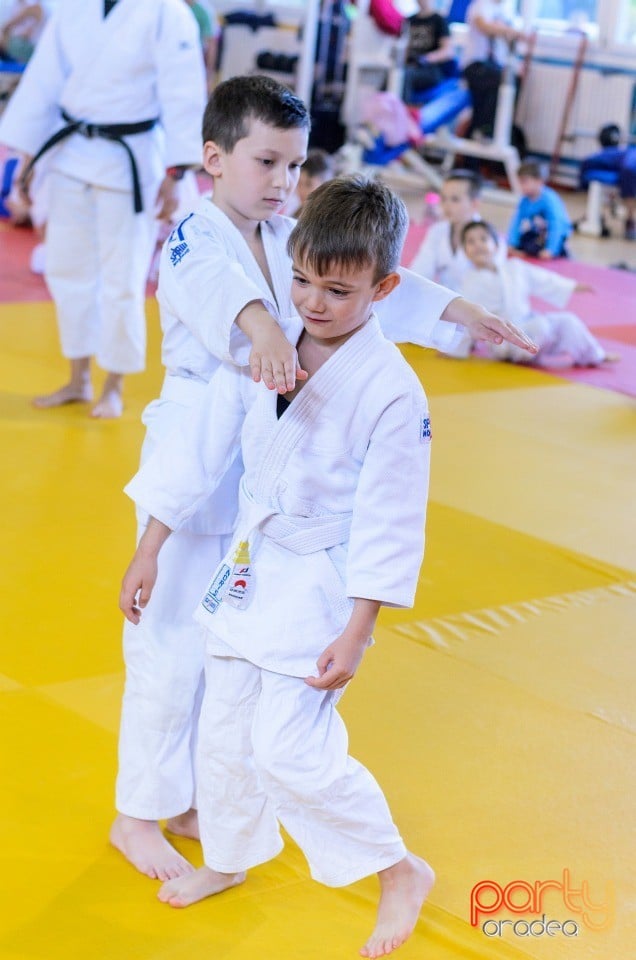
[126,315,432,677]
[462,257,576,322]
[461,258,604,365]
[148,196,461,535]
[0,0,205,202]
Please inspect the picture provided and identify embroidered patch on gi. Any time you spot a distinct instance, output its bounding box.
[420,416,432,442]
[169,241,190,267]
[168,212,194,245]
[201,563,231,614]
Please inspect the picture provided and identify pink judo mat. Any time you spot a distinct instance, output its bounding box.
[403,221,636,399]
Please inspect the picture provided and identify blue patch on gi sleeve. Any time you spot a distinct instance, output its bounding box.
[169,241,190,266]
[420,415,432,442]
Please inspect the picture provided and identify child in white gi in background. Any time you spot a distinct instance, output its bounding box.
[0,0,206,417]
[120,175,438,959]
[110,75,537,883]
[459,220,613,368]
[410,169,504,291]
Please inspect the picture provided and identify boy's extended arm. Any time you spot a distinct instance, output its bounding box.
[160,225,306,391]
[120,518,172,624]
[379,268,538,353]
[305,599,381,690]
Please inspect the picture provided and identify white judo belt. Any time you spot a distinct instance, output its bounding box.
[198,493,351,617]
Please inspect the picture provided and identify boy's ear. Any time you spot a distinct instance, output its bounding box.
[372,271,401,302]
[202,140,224,176]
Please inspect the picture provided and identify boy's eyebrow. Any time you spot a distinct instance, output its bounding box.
[292,264,357,288]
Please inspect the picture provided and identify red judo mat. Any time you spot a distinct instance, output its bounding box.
[403,221,636,399]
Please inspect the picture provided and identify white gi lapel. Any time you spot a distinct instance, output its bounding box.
[61,1,133,106]
[252,316,381,501]
[260,220,295,317]
[203,203,283,315]
[195,317,382,623]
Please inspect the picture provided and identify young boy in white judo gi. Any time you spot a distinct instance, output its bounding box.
[410,169,496,291]
[0,0,206,417]
[110,75,537,882]
[460,220,613,368]
[120,175,439,958]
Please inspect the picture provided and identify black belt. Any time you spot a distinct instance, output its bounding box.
[23,111,159,213]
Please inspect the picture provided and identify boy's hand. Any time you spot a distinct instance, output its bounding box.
[120,550,158,624]
[574,282,594,294]
[305,632,369,691]
[444,297,539,354]
[248,316,308,393]
[538,249,554,260]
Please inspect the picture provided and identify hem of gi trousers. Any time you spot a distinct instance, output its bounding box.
[309,842,408,888]
[203,837,285,875]
[115,800,196,821]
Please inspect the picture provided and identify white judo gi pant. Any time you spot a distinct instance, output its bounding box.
[116,529,231,819]
[197,653,407,887]
[490,312,606,367]
[116,378,234,820]
[45,171,159,374]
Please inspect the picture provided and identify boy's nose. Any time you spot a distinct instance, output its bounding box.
[305,288,325,311]
[272,165,292,190]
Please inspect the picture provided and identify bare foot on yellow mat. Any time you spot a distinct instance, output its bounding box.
[360,854,435,958]
[166,807,200,841]
[110,813,194,881]
[33,381,93,408]
[158,865,246,907]
[91,372,123,418]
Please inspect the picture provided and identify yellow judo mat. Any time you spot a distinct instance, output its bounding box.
[0,299,634,960]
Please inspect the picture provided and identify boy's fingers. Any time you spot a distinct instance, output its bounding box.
[260,363,276,390]
[249,354,262,383]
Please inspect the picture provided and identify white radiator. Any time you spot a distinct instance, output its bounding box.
[516,61,635,165]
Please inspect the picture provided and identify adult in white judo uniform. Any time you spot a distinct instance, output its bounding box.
[0,0,206,417]
[459,221,610,367]
[110,75,539,882]
[121,175,437,959]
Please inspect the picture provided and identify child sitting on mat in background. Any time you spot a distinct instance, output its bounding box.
[508,160,572,259]
[454,220,614,368]
[410,168,505,291]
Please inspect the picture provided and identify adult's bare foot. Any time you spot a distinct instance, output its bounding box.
[33,381,93,408]
[360,854,435,958]
[158,865,246,908]
[110,813,194,881]
[166,807,200,841]
[91,372,123,418]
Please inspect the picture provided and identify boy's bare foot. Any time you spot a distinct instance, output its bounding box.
[602,352,620,363]
[166,807,200,841]
[33,381,93,408]
[158,865,246,908]
[110,813,194,881]
[360,854,435,958]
